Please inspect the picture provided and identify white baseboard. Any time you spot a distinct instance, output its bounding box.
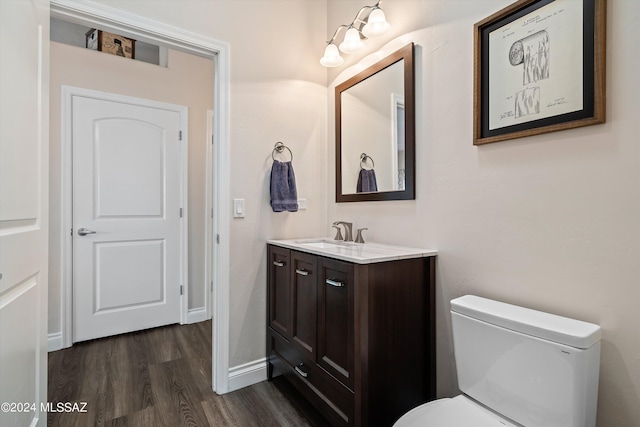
[48,332,63,352]
[186,307,210,324]
[228,358,267,392]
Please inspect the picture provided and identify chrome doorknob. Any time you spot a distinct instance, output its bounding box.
[77,228,96,236]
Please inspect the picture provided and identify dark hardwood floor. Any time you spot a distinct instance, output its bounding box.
[48,321,330,426]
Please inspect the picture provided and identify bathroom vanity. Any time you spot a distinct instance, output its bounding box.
[266,238,437,426]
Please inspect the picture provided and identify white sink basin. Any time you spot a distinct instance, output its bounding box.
[295,239,357,248]
[270,238,437,264]
[298,241,344,249]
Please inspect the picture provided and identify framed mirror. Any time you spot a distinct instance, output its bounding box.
[336,43,415,202]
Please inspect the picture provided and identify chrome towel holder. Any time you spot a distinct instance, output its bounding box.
[272,141,293,162]
[360,153,375,169]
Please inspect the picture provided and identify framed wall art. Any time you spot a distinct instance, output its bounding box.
[473,0,606,145]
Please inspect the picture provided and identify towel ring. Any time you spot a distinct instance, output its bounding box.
[272,142,293,162]
[360,153,375,170]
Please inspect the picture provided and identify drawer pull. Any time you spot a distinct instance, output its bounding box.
[294,365,308,378]
[273,261,285,267]
[295,269,310,276]
[326,278,345,287]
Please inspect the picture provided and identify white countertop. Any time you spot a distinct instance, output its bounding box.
[268,238,437,264]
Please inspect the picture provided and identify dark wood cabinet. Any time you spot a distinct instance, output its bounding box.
[268,245,291,338]
[267,244,436,427]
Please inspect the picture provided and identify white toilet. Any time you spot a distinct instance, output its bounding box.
[394,295,602,427]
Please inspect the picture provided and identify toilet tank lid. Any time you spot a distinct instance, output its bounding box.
[451,295,602,349]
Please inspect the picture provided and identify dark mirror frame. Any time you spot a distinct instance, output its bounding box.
[336,42,415,202]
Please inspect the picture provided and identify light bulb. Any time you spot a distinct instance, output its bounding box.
[320,43,344,67]
[339,27,364,54]
[362,8,390,38]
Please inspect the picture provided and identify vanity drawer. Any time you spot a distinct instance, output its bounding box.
[270,331,354,426]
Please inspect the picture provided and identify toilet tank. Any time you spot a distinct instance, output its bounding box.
[450,295,602,427]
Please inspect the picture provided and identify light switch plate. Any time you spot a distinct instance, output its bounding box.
[298,198,307,210]
[233,198,245,218]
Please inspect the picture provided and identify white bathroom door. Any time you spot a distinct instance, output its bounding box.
[0,0,49,426]
[71,93,187,342]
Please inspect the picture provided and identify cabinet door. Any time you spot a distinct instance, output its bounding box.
[268,245,291,338]
[291,251,317,361]
[318,258,354,389]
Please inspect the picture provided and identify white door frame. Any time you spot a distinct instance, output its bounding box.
[51,0,231,394]
[65,86,189,340]
[205,109,215,323]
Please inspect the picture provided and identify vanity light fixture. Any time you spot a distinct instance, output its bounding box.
[320,0,391,68]
[320,43,344,67]
[339,27,365,54]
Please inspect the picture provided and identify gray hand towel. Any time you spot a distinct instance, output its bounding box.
[357,169,378,193]
[270,160,298,212]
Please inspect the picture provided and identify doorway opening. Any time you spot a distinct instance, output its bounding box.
[51,0,231,393]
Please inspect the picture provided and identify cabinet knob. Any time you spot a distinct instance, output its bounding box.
[295,269,310,276]
[273,260,285,267]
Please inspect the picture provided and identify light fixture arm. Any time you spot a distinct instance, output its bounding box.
[350,4,376,32]
[325,0,383,45]
[326,24,351,45]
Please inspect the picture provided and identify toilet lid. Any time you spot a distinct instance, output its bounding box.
[393,395,518,427]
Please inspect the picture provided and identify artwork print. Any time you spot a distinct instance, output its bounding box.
[488,0,583,131]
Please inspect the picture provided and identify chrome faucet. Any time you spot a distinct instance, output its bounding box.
[355,228,367,244]
[332,221,353,242]
[332,224,344,241]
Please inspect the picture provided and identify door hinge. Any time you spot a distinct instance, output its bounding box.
[211,135,214,145]
[70,228,73,236]
[179,130,183,141]
[216,234,220,244]
[211,208,214,219]
[180,285,184,295]
[180,208,183,218]
[210,280,213,292]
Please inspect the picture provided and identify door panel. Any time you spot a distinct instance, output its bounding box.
[318,258,354,389]
[268,246,291,338]
[0,0,49,425]
[95,239,165,312]
[291,251,317,360]
[72,94,185,342]
[95,119,166,217]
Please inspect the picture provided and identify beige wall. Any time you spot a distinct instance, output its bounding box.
[328,1,640,426]
[49,42,213,333]
[213,0,329,368]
